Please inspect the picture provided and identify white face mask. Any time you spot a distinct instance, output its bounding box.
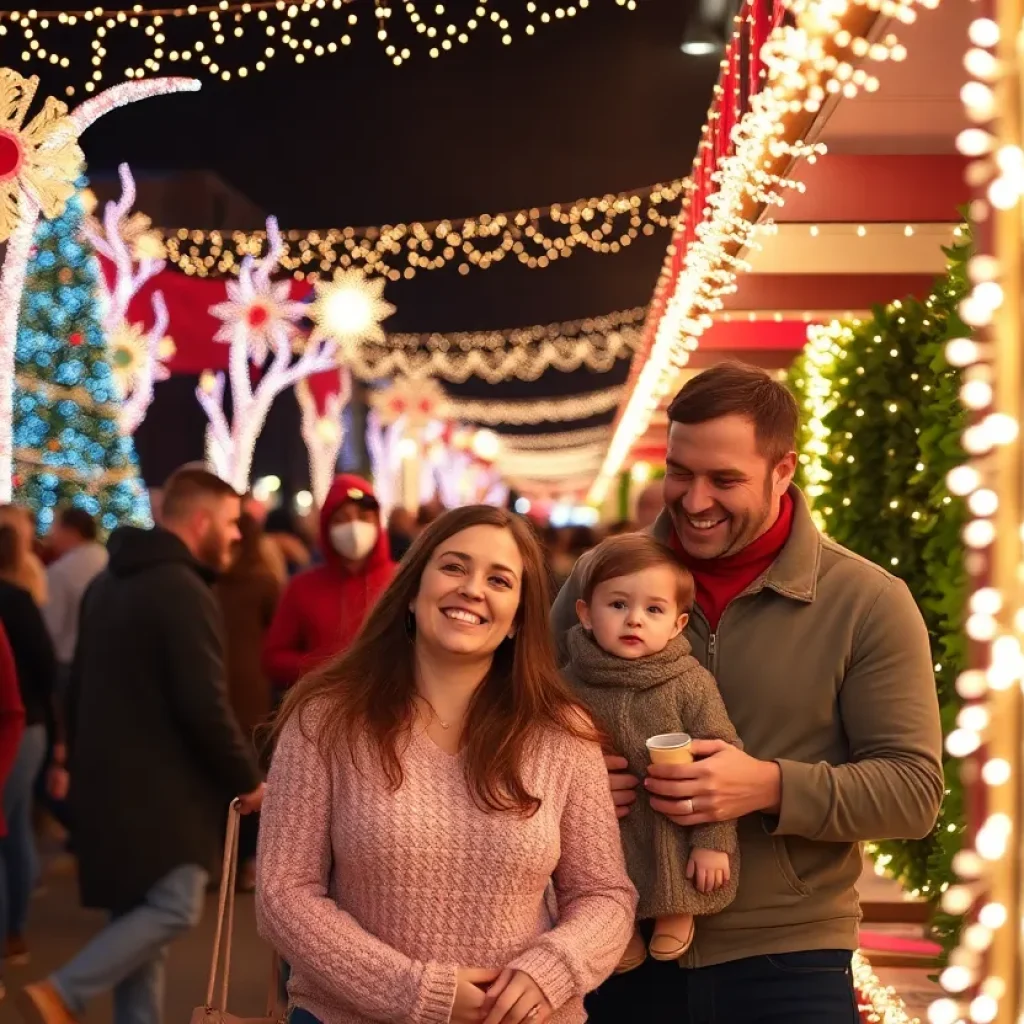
[330,520,379,561]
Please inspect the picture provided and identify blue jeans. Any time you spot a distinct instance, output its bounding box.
[0,724,48,945]
[290,1010,321,1023]
[585,948,859,1023]
[51,864,208,1024]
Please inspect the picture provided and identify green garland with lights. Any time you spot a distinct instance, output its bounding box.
[787,226,971,955]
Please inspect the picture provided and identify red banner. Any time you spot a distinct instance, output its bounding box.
[99,258,313,376]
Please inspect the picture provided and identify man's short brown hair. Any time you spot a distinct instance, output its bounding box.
[161,466,238,522]
[580,533,695,611]
[58,507,98,542]
[667,361,798,464]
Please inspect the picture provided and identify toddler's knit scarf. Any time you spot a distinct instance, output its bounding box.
[564,624,695,691]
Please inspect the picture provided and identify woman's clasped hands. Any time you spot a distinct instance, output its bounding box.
[451,967,553,1024]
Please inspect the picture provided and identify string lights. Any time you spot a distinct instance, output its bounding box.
[350,307,644,383]
[587,0,926,505]
[0,0,637,91]
[157,179,685,281]
[446,384,622,425]
[926,7,1024,1024]
[497,424,610,450]
[852,952,918,1024]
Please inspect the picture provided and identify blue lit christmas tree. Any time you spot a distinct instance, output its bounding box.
[13,183,150,535]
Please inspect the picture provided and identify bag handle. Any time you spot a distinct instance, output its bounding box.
[206,800,242,1010]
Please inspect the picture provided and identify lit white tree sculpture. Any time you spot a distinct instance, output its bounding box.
[201,216,336,491]
[297,366,353,507]
[366,375,447,520]
[86,162,174,434]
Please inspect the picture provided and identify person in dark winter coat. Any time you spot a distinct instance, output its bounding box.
[215,511,281,891]
[0,525,56,968]
[20,467,264,1024]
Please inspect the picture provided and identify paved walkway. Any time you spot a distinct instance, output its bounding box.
[0,857,275,1023]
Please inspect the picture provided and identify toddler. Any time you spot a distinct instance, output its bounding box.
[563,532,740,971]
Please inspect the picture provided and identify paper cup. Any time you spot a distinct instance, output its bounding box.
[646,732,693,765]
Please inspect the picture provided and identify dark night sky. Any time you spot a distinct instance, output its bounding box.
[12,0,718,487]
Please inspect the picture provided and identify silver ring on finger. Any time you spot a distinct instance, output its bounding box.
[526,1007,540,1020]
[682,798,695,816]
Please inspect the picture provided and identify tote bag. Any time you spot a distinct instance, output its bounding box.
[190,800,285,1024]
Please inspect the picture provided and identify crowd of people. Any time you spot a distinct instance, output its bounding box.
[0,362,943,1024]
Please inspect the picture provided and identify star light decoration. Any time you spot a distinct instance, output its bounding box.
[309,269,395,348]
[198,215,338,491]
[0,74,201,501]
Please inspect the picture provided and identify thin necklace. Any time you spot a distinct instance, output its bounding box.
[416,694,450,730]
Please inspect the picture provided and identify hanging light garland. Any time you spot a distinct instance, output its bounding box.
[348,306,645,383]
[0,0,638,93]
[587,0,924,505]
[157,179,685,281]
[446,385,622,425]
[497,424,610,450]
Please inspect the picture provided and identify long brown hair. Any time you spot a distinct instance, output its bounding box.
[274,504,593,816]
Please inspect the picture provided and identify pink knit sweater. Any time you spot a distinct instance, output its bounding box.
[256,708,637,1024]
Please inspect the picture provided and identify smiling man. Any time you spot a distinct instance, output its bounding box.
[552,361,944,1023]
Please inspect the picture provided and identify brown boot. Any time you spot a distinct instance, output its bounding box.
[649,912,696,961]
[16,982,78,1024]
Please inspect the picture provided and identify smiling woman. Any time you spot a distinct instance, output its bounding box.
[258,504,637,1024]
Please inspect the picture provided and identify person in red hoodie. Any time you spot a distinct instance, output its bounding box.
[263,475,395,690]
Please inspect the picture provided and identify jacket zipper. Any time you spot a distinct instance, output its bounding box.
[707,630,718,674]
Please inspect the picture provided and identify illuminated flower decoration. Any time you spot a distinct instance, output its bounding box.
[85,206,166,261]
[210,269,306,365]
[370,374,448,429]
[107,321,175,398]
[107,321,148,396]
[0,69,84,242]
[309,269,395,347]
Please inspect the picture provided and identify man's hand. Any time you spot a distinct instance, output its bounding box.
[686,847,730,893]
[645,740,781,825]
[604,755,640,819]
[237,783,266,815]
[481,969,552,1024]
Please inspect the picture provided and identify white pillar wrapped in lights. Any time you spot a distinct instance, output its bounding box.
[0,71,201,501]
[928,9,1024,1024]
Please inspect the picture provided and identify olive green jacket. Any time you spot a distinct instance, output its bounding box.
[551,486,943,967]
